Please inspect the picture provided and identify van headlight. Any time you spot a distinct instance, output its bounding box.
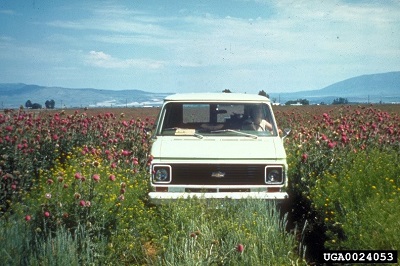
[153,165,172,183]
[265,166,283,184]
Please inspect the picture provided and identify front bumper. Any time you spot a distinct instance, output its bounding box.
[148,191,288,204]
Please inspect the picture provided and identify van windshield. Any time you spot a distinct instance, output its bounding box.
[159,102,277,137]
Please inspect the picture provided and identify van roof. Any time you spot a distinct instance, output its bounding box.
[164,93,271,102]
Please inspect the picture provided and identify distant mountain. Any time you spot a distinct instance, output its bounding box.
[269,71,400,104]
[0,84,172,109]
[1,71,399,108]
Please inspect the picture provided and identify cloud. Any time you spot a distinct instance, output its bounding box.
[3,0,399,92]
[0,9,16,15]
[86,50,164,69]
[93,1,398,89]
[0,35,14,42]
[47,20,87,30]
[86,1,398,71]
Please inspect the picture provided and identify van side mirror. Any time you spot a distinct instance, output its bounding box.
[282,128,291,140]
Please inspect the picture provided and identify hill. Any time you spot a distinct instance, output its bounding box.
[0,84,171,109]
[1,71,399,108]
[269,71,400,104]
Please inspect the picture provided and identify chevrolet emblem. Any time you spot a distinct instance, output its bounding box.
[211,171,225,178]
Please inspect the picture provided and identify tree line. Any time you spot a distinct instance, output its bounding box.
[22,95,349,109]
[25,99,55,109]
[222,89,349,105]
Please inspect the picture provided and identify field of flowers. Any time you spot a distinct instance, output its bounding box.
[276,104,400,262]
[1,104,399,265]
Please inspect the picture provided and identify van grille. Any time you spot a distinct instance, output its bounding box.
[170,164,265,185]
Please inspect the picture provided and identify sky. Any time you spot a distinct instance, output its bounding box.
[0,0,399,94]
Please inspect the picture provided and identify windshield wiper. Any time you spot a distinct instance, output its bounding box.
[191,133,204,139]
[211,129,258,139]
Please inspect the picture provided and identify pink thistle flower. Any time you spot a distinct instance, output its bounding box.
[74,172,82,180]
[121,150,130,156]
[79,200,86,207]
[236,244,244,253]
[44,211,50,218]
[109,174,116,181]
[25,215,31,222]
[328,141,336,149]
[92,174,100,182]
[301,153,308,162]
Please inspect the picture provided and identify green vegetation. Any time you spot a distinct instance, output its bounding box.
[0,108,304,265]
[285,99,309,105]
[279,105,400,260]
[332,97,349,105]
[1,104,399,265]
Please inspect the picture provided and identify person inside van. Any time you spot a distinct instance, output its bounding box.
[243,105,273,132]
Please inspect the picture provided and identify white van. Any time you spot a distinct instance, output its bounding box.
[149,93,289,203]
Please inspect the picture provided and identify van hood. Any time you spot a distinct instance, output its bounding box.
[151,137,286,161]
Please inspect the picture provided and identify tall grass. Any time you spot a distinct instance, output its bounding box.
[145,198,303,265]
[1,217,32,266]
[0,217,108,265]
[1,199,304,265]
